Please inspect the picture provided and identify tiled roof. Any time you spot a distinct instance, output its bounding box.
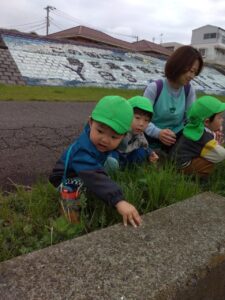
[48,26,133,51]
[0,26,172,57]
[0,27,129,53]
[48,26,171,57]
[0,28,39,39]
[132,40,172,56]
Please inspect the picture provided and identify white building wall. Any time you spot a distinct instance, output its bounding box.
[191,25,225,66]
[191,25,218,45]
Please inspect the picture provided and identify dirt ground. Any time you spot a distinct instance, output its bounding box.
[0,101,95,191]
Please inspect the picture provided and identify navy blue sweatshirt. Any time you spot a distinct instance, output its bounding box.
[49,124,123,206]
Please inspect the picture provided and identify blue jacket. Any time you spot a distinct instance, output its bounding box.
[49,124,123,206]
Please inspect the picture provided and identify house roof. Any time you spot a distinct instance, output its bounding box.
[0,28,125,53]
[0,26,172,57]
[132,39,172,56]
[48,26,171,57]
[48,25,134,51]
[192,24,225,33]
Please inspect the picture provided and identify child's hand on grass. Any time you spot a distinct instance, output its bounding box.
[115,200,142,228]
[149,151,159,163]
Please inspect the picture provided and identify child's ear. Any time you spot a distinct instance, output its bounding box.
[204,118,210,127]
[88,117,92,127]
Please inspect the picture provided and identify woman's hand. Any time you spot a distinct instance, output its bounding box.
[159,129,176,146]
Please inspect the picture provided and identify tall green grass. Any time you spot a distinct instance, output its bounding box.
[2,161,225,263]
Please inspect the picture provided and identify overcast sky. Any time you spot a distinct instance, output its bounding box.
[1,0,224,44]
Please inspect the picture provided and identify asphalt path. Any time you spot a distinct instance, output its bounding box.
[1,101,225,191]
[0,101,95,191]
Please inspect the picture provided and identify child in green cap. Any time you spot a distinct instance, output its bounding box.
[49,95,142,227]
[171,95,225,177]
[115,96,159,166]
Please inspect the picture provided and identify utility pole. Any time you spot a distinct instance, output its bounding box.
[44,5,56,35]
[160,33,163,44]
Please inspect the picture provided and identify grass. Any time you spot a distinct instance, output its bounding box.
[1,160,225,263]
[0,83,225,102]
[0,84,142,101]
[0,84,225,262]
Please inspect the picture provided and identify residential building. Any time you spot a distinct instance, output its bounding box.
[160,42,184,52]
[191,25,225,66]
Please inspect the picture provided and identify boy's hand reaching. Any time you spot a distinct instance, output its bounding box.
[149,151,159,163]
[115,200,142,228]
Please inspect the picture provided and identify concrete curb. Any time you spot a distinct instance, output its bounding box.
[1,192,225,299]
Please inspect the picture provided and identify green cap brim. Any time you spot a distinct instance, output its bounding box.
[128,96,153,113]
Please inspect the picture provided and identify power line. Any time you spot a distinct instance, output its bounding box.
[27,22,45,31]
[52,9,84,26]
[52,8,138,41]
[28,24,46,33]
[50,20,65,31]
[8,19,45,29]
[7,21,45,31]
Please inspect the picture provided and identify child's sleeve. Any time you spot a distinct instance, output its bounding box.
[72,147,124,206]
[78,169,124,207]
[200,139,225,163]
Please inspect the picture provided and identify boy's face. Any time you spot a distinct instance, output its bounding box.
[89,120,124,152]
[131,113,150,135]
[205,112,224,132]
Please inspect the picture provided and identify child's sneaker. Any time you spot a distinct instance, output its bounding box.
[59,178,83,224]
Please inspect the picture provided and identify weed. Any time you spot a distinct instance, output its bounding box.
[1,161,225,262]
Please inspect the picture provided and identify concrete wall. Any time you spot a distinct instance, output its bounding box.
[0,47,25,85]
[1,34,225,94]
[1,192,225,299]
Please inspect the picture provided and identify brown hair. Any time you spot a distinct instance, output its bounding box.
[165,45,203,81]
[208,113,217,122]
[133,107,152,121]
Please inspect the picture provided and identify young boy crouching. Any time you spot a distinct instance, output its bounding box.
[171,95,225,178]
[114,96,158,166]
[49,96,142,227]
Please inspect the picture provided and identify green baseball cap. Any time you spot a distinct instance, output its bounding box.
[91,95,133,134]
[183,95,225,141]
[128,96,153,113]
